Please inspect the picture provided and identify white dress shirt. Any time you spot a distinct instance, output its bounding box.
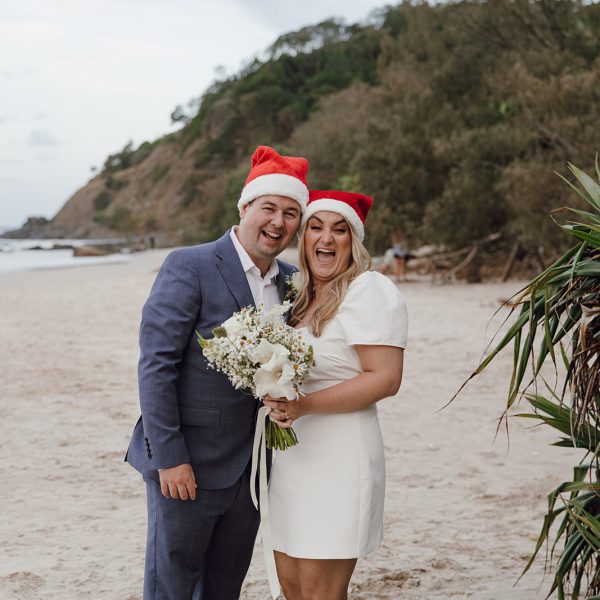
[230,228,280,311]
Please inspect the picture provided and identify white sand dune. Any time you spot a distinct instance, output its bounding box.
[0,248,578,599]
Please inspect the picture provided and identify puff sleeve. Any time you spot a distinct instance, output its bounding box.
[337,271,408,348]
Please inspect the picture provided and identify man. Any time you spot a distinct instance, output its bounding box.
[125,146,309,600]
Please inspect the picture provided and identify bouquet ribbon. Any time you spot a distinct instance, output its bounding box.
[250,405,280,600]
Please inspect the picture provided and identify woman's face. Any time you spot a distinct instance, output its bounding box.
[303,211,353,286]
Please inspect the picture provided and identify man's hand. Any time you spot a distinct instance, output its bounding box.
[159,463,197,500]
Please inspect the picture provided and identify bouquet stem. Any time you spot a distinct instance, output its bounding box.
[265,420,298,450]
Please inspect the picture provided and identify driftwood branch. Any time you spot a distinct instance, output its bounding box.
[501,242,521,282]
[405,231,549,283]
[440,245,478,283]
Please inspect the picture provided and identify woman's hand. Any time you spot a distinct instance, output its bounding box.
[263,394,306,428]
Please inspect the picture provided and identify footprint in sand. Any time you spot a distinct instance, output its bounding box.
[0,571,45,596]
[352,567,425,597]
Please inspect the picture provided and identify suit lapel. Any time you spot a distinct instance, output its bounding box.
[275,269,289,303]
[215,232,255,310]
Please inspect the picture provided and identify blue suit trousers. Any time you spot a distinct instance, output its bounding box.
[143,466,259,600]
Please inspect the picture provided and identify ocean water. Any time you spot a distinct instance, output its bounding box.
[0,238,131,274]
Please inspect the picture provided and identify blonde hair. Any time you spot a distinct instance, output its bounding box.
[290,220,371,337]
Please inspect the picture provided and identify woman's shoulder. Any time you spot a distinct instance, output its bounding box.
[347,270,404,298]
[341,270,407,313]
[338,271,408,347]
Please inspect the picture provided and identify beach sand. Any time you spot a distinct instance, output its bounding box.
[0,249,579,599]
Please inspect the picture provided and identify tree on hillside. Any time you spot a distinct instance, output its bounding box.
[267,19,352,58]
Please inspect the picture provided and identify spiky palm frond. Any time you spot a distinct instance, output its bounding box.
[455,158,600,599]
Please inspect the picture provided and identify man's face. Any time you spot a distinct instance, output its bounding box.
[236,195,301,270]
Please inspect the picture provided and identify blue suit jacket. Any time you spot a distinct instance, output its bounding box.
[125,231,296,489]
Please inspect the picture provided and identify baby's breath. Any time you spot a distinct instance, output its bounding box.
[196,302,315,450]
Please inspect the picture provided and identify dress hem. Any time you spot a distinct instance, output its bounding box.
[272,542,381,560]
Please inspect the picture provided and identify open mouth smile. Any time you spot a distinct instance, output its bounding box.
[315,248,336,264]
[262,230,282,241]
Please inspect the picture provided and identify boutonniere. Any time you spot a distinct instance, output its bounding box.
[284,271,303,301]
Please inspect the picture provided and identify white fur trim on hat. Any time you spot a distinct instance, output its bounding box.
[238,173,308,211]
[301,198,365,240]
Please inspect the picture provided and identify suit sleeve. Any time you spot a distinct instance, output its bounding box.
[138,250,201,470]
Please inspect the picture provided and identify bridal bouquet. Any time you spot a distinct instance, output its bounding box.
[196,302,314,450]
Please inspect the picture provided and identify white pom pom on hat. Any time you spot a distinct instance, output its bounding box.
[237,146,310,211]
[301,189,373,241]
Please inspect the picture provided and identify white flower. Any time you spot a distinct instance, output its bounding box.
[221,314,244,339]
[285,271,303,300]
[260,302,291,327]
[253,354,296,400]
[249,339,288,364]
[291,271,302,290]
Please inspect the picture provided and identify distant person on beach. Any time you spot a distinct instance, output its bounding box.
[125,146,309,600]
[382,230,408,281]
[265,190,408,599]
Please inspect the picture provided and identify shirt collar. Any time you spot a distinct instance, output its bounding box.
[230,227,279,281]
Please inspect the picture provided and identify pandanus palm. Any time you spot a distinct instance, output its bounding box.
[454,158,600,599]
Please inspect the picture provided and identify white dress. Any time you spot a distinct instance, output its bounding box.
[269,271,408,559]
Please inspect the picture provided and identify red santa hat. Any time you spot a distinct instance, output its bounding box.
[301,190,373,241]
[238,146,309,211]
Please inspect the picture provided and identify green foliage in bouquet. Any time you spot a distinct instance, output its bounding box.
[454,158,600,598]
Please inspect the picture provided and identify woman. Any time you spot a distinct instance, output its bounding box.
[265,189,408,600]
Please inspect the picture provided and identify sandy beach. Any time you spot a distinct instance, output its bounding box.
[0,249,580,599]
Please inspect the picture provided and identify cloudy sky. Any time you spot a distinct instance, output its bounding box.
[0,0,388,230]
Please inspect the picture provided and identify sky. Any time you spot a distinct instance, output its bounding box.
[0,0,389,230]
